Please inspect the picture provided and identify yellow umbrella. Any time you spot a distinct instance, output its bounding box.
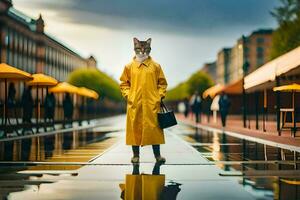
[77,87,99,99]
[49,82,79,124]
[273,83,300,92]
[273,83,300,110]
[27,74,58,131]
[0,63,32,80]
[280,179,300,185]
[49,82,79,94]
[76,87,99,122]
[27,73,58,86]
[0,63,33,127]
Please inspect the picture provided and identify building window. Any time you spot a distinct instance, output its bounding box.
[32,42,36,54]
[13,52,17,67]
[14,32,18,50]
[28,40,32,56]
[18,53,22,69]
[6,29,10,63]
[256,37,265,44]
[4,28,9,46]
[257,57,264,67]
[8,51,12,65]
[256,47,264,57]
[19,35,23,51]
[9,29,13,49]
[244,37,250,45]
[23,37,28,53]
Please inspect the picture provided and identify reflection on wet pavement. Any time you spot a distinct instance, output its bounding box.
[0,130,118,163]
[0,117,121,199]
[119,164,182,200]
[1,115,300,200]
[176,125,300,200]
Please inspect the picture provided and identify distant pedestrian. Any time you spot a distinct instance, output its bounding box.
[63,93,73,121]
[211,95,220,124]
[218,92,231,127]
[183,97,189,118]
[190,91,202,123]
[7,83,17,121]
[21,86,33,123]
[203,95,212,123]
[7,82,16,109]
[44,92,56,122]
[178,101,186,114]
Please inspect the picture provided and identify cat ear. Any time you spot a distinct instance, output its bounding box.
[146,38,152,44]
[133,38,139,44]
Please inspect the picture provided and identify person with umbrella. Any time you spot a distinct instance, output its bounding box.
[0,63,32,135]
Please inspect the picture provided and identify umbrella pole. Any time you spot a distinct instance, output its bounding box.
[263,89,267,132]
[293,91,296,137]
[293,90,295,110]
[83,96,85,122]
[242,80,247,128]
[255,91,259,130]
[4,79,7,132]
[276,77,281,135]
[41,87,44,127]
[36,86,39,133]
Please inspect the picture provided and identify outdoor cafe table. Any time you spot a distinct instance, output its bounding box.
[274,84,300,137]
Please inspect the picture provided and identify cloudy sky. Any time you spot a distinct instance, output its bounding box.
[14,0,279,88]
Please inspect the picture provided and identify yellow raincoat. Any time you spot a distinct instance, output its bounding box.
[120,57,168,146]
[119,174,165,200]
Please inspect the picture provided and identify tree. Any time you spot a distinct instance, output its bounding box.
[165,82,189,101]
[270,0,300,24]
[68,68,122,102]
[186,71,214,95]
[165,71,213,101]
[270,0,300,58]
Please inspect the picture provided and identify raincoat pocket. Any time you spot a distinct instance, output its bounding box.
[127,91,135,108]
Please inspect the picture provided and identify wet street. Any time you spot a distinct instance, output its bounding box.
[0,115,299,200]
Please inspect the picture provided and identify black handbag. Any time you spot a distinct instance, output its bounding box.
[157,100,177,129]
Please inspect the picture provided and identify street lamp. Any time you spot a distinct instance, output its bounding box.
[242,60,249,128]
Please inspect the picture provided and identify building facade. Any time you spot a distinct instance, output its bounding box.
[0,0,95,81]
[0,0,96,101]
[86,56,97,68]
[201,62,217,83]
[227,29,273,84]
[216,48,231,84]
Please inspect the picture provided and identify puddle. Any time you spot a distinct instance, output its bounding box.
[179,125,300,200]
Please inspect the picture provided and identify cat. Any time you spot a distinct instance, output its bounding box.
[133,38,151,63]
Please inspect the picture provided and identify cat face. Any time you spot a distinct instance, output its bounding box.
[133,38,151,56]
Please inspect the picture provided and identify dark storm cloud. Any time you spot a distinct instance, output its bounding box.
[25,0,279,35]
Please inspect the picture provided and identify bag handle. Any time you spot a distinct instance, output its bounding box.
[160,100,169,113]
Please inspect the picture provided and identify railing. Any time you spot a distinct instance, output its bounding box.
[0,101,125,137]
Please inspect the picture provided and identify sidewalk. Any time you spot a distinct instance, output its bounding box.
[8,130,255,200]
[177,113,300,149]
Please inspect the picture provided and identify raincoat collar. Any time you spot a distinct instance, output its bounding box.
[133,56,152,67]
